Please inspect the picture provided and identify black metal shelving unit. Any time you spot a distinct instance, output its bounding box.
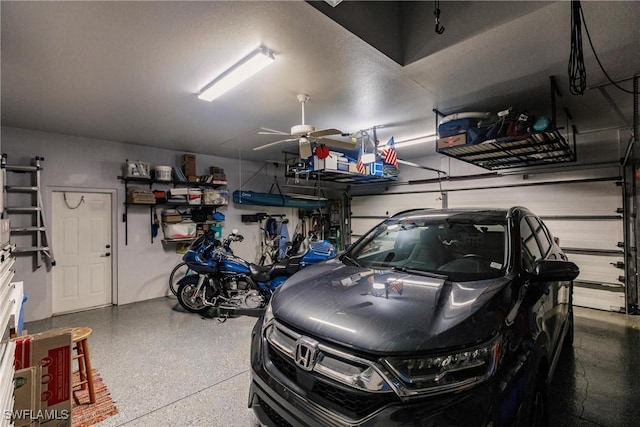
[436,128,576,170]
[436,76,578,170]
[119,176,227,245]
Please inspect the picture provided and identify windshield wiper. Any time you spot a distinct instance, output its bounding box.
[341,254,361,267]
[391,266,448,279]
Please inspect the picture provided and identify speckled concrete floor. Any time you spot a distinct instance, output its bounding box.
[25,299,640,426]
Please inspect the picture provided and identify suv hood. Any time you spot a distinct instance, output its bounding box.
[272,259,510,354]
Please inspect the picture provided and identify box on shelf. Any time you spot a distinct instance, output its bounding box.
[324,151,344,171]
[153,190,167,203]
[203,189,229,205]
[348,163,359,173]
[163,222,197,239]
[337,161,349,172]
[12,329,73,420]
[182,154,196,177]
[162,209,183,223]
[437,133,467,149]
[188,188,202,205]
[122,160,151,179]
[127,188,155,204]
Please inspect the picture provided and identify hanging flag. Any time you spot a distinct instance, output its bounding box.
[356,155,365,174]
[381,137,398,168]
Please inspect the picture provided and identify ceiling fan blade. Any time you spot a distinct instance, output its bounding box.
[259,127,291,136]
[253,138,297,151]
[317,137,357,150]
[308,128,344,138]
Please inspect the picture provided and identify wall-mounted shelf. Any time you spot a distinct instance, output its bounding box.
[118,176,227,245]
[436,129,576,170]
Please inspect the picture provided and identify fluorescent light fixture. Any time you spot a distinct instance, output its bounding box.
[198,47,275,102]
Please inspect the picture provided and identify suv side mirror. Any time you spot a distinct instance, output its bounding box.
[533,260,580,282]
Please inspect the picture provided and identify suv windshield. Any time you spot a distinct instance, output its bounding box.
[347,212,508,282]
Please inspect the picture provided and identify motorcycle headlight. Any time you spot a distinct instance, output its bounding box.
[383,335,502,396]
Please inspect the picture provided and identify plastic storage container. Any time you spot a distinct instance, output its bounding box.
[154,165,172,181]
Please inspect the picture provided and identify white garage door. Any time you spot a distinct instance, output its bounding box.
[350,179,624,312]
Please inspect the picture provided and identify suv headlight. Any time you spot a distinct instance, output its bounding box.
[262,299,274,328]
[382,335,502,396]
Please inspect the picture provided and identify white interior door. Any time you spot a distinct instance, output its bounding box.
[52,191,112,314]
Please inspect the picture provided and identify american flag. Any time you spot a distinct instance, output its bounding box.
[381,137,398,168]
[356,155,365,174]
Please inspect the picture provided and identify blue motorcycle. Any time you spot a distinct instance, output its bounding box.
[176,229,336,314]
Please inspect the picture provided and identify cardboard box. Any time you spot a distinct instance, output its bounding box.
[162,213,183,223]
[13,366,43,427]
[127,188,155,204]
[324,151,344,170]
[437,133,467,149]
[13,329,73,425]
[182,154,196,177]
[313,156,325,171]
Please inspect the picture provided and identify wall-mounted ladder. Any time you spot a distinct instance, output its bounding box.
[1,154,56,269]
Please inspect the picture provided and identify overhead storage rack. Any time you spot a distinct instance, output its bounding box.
[437,129,576,170]
[436,76,577,170]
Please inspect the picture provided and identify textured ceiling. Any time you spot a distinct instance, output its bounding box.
[1,1,638,164]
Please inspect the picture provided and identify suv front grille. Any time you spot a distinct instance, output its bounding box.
[265,321,400,418]
[269,345,297,383]
[312,376,398,416]
[258,396,293,427]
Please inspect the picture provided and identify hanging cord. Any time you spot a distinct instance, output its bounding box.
[63,192,84,209]
[436,172,445,202]
[232,162,268,192]
[434,0,445,35]
[568,1,587,95]
[569,1,639,95]
[579,4,639,95]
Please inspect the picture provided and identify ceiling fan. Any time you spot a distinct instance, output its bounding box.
[254,94,356,158]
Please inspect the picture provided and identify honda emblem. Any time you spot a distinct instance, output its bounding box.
[295,337,319,371]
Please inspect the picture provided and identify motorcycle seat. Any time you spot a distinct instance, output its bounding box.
[249,263,273,282]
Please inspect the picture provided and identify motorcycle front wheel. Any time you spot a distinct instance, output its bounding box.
[177,275,211,314]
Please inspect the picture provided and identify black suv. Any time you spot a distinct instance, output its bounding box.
[249,207,579,426]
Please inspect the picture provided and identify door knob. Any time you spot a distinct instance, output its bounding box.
[101,252,111,257]
[106,244,111,249]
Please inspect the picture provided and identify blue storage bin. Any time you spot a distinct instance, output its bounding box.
[369,161,384,177]
[438,118,478,137]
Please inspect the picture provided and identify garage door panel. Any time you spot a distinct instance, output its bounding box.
[351,218,383,239]
[448,181,619,216]
[567,254,624,286]
[351,193,441,217]
[574,287,625,312]
[544,219,622,249]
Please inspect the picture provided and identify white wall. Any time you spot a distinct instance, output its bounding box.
[1,126,299,321]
